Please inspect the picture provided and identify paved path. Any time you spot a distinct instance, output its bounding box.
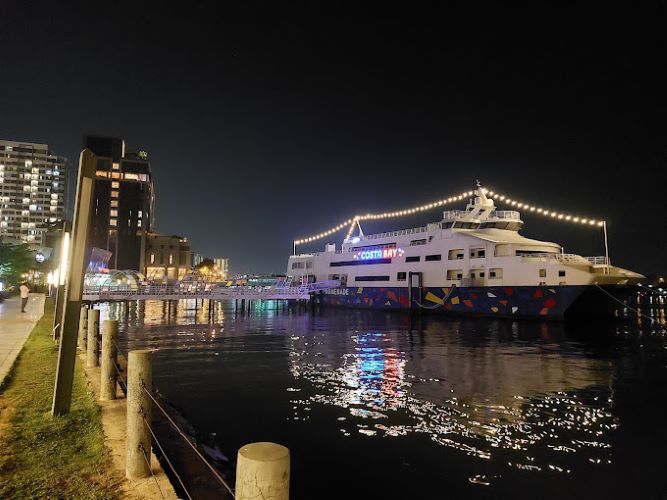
[0,294,46,387]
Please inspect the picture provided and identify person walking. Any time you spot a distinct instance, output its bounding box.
[20,282,30,313]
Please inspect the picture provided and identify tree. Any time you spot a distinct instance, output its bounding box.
[0,243,34,286]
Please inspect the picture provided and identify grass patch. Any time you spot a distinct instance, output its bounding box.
[0,300,122,499]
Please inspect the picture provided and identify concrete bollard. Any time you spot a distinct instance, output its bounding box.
[77,306,88,351]
[126,349,152,479]
[100,320,118,401]
[236,442,290,500]
[87,309,100,368]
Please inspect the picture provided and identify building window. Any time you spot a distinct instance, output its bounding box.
[558,270,566,277]
[354,275,390,282]
[111,200,118,207]
[397,272,407,281]
[150,253,155,264]
[169,254,173,265]
[109,219,117,226]
[111,181,120,188]
[479,272,485,278]
[110,209,117,217]
[111,191,119,198]
[405,256,420,262]
[425,254,442,261]
[539,269,546,278]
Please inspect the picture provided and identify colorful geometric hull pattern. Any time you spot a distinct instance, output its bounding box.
[319,285,589,319]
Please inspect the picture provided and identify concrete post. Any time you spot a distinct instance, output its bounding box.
[86,308,100,368]
[100,320,118,400]
[236,442,290,500]
[77,306,88,351]
[126,349,152,479]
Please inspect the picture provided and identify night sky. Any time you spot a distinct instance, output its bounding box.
[1,2,665,276]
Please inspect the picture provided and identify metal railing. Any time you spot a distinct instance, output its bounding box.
[82,280,341,301]
[520,253,606,265]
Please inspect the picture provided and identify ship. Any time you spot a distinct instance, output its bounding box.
[286,185,644,319]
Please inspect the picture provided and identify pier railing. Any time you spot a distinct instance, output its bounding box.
[82,280,341,302]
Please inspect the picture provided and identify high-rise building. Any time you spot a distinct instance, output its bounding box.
[85,135,154,271]
[213,257,229,280]
[0,140,68,243]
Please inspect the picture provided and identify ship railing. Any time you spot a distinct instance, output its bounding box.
[489,210,521,220]
[363,226,429,240]
[442,210,469,220]
[585,256,608,265]
[520,253,592,264]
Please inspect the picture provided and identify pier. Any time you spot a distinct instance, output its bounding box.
[81,279,341,302]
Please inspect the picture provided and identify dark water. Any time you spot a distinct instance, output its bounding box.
[101,298,667,499]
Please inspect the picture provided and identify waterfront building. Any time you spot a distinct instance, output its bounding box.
[0,139,68,243]
[192,253,204,267]
[213,257,229,280]
[144,233,191,282]
[85,135,155,271]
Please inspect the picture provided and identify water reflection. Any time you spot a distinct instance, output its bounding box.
[286,319,618,476]
[106,297,667,496]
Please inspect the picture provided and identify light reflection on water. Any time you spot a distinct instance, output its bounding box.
[100,298,667,498]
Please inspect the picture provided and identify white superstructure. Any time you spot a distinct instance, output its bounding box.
[287,186,643,289]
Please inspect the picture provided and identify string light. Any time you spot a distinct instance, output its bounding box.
[293,186,606,248]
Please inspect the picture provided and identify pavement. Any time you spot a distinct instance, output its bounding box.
[0,294,46,387]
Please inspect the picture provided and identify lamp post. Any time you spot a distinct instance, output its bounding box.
[52,149,97,416]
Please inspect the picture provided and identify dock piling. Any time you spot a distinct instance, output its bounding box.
[236,442,290,500]
[86,309,100,367]
[126,349,153,479]
[77,305,88,351]
[100,320,118,400]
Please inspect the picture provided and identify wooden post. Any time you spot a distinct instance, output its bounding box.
[52,149,97,416]
[87,308,100,367]
[126,349,152,479]
[236,442,290,500]
[77,305,88,351]
[100,320,118,401]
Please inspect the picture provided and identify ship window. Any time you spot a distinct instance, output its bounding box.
[306,261,313,269]
[446,269,463,280]
[292,262,305,269]
[479,272,485,278]
[539,269,546,278]
[489,268,502,278]
[558,270,566,277]
[397,272,406,281]
[425,254,442,261]
[355,275,390,282]
[470,272,475,279]
[470,248,485,258]
[448,249,465,260]
[405,256,420,262]
[410,239,427,246]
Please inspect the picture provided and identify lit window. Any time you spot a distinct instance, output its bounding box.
[150,253,155,264]
[112,162,120,170]
[111,181,119,188]
[111,191,119,198]
[109,219,117,226]
[169,254,173,265]
[110,209,118,217]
